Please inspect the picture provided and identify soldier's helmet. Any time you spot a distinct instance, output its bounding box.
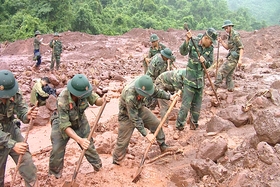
[54,32,60,37]
[205,28,218,45]
[160,48,174,59]
[0,70,19,98]
[67,74,93,99]
[134,75,154,97]
[34,30,41,36]
[222,20,234,29]
[196,33,203,39]
[150,34,159,42]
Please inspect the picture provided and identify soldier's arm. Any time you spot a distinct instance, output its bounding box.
[145,58,157,81]
[203,47,214,69]
[179,40,190,56]
[14,91,30,123]
[34,82,49,98]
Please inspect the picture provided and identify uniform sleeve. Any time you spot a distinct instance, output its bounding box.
[34,82,49,98]
[49,40,53,48]
[127,102,147,136]
[14,91,29,123]
[153,87,171,100]
[57,102,72,133]
[0,129,17,149]
[87,92,100,106]
[203,47,214,69]
[179,40,190,56]
[146,57,157,81]
[234,33,244,49]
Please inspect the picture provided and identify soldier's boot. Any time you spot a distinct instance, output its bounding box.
[160,143,178,153]
[189,119,198,130]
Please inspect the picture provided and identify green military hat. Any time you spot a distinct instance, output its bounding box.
[197,33,203,39]
[67,74,93,99]
[134,75,154,97]
[222,20,234,29]
[53,32,60,37]
[160,48,174,59]
[0,70,19,98]
[150,34,159,42]
[205,28,217,45]
[34,30,41,36]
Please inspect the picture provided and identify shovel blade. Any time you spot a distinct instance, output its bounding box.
[62,181,79,187]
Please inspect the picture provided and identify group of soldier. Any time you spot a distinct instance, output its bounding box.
[0,19,243,186]
[33,31,63,73]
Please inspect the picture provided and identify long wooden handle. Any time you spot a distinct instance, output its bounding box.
[132,90,181,183]
[183,23,220,104]
[71,99,107,185]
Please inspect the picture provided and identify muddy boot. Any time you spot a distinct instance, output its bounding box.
[160,143,178,153]
[189,120,198,130]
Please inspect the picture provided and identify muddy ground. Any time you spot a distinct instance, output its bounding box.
[1,25,280,187]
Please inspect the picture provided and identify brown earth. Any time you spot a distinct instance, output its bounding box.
[1,25,280,187]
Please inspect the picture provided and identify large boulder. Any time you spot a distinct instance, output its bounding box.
[206,115,235,133]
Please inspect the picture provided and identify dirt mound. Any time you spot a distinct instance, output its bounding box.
[1,25,280,187]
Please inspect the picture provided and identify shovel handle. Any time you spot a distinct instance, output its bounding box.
[132,90,181,183]
[70,98,108,184]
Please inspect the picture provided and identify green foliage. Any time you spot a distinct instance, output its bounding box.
[0,0,271,42]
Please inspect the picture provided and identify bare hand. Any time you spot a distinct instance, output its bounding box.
[103,94,110,103]
[27,106,38,120]
[199,56,205,63]
[170,92,180,101]
[78,138,90,150]
[146,134,155,143]
[218,37,222,43]
[186,30,192,41]
[13,142,28,155]
[237,59,242,68]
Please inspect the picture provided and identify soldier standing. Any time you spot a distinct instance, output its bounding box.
[155,69,186,126]
[0,70,38,187]
[49,33,63,72]
[112,75,178,165]
[48,74,108,179]
[214,20,244,92]
[33,30,48,70]
[176,28,217,133]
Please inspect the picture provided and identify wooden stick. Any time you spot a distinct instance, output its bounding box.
[146,149,183,164]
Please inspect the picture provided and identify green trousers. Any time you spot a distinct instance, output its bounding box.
[0,123,37,187]
[49,118,102,177]
[113,107,165,164]
[50,54,61,70]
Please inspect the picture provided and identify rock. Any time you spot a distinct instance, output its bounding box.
[254,109,280,145]
[228,170,258,187]
[48,74,60,86]
[197,136,228,162]
[46,95,57,111]
[217,105,252,127]
[33,106,51,126]
[95,131,118,154]
[206,115,235,133]
[257,141,279,165]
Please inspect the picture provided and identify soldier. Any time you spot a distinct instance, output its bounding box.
[30,77,50,106]
[143,34,166,74]
[155,69,186,126]
[49,33,63,72]
[146,48,175,82]
[33,30,48,70]
[113,75,178,165]
[48,74,108,179]
[176,28,217,133]
[214,20,244,92]
[0,70,38,187]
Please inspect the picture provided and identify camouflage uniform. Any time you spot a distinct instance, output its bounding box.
[0,91,37,187]
[143,43,166,74]
[146,53,169,82]
[176,38,214,130]
[214,29,244,90]
[113,77,171,164]
[49,88,102,177]
[33,37,42,67]
[155,69,185,123]
[49,39,62,70]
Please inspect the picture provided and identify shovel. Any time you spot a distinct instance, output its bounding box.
[62,98,108,187]
[132,90,181,183]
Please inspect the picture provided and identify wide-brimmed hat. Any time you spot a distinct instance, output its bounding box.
[34,30,41,36]
[67,74,93,99]
[222,20,234,29]
[150,34,159,42]
[205,28,218,45]
[53,32,60,37]
[0,70,19,98]
[134,75,154,97]
[160,48,174,59]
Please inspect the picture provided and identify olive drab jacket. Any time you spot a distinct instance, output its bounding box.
[118,78,170,137]
[0,91,30,149]
[227,29,244,60]
[56,88,99,139]
[148,43,166,58]
[49,39,63,56]
[180,39,214,89]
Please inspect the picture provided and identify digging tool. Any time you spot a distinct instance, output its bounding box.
[132,90,182,183]
[62,97,108,187]
[10,105,37,187]
[183,23,220,104]
[216,33,220,78]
